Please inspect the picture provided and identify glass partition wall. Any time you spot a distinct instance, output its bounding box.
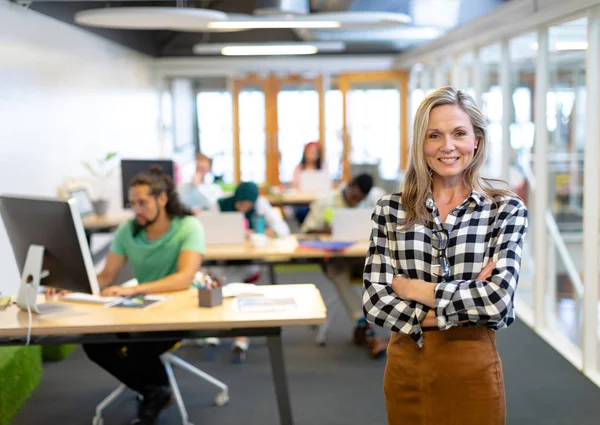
[408,8,600,386]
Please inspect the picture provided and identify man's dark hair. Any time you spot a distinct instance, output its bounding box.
[350,173,374,195]
[129,166,193,218]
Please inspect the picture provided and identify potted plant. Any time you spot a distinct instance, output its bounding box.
[82,152,118,216]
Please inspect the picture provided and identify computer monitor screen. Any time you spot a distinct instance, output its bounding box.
[69,187,94,217]
[121,159,175,208]
[331,208,373,242]
[0,195,100,295]
[197,212,246,245]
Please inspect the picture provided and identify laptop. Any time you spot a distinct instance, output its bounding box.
[197,212,246,245]
[298,170,331,194]
[331,208,373,242]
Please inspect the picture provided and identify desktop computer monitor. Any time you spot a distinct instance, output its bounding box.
[121,159,175,208]
[0,195,100,314]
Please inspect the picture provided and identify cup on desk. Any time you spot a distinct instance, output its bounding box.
[198,286,223,308]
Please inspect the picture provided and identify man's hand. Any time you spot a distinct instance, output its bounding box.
[101,286,137,297]
[44,288,71,299]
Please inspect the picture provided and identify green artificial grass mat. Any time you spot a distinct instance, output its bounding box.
[42,344,77,362]
[0,346,42,425]
[273,264,321,274]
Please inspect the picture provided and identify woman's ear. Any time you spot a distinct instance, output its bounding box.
[475,138,479,150]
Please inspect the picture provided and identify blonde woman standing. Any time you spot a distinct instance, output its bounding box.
[363,86,528,425]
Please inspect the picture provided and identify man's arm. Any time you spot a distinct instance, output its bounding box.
[300,199,328,233]
[102,251,202,296]
[97,252,127,289]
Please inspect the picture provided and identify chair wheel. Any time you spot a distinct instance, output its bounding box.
[214,391,230,406]
[92,417,103,425]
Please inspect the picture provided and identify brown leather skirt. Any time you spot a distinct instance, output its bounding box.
[384,326,505,425]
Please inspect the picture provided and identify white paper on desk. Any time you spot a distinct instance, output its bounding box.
[221,283,265,298]
[233,297,297,313]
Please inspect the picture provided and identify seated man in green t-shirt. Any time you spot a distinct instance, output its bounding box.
[82,167,205,425]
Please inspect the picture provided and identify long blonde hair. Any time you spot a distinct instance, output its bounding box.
[401,86,513,228]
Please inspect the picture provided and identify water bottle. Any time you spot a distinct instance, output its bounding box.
[253,214,266,235]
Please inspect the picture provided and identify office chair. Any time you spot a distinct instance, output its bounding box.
[92,344,229,425]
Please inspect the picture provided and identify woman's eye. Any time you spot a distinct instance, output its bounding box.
[455,131,466,137]
[428,133,439,139]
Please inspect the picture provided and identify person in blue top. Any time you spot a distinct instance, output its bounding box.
[83,167,205,425]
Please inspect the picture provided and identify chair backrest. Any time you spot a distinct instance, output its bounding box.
[331,208,373,242]
[197,212,246,245]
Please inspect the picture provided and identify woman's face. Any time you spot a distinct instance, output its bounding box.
[423,105,478,184]
[235,200,254,213]
[304,145,319,164]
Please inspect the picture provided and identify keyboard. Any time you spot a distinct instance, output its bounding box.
[60,293,119,305]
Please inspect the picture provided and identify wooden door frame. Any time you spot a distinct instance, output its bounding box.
[232,74,326,186]
[338,71,409,181]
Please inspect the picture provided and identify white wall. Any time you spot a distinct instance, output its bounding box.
[0,1,162,295]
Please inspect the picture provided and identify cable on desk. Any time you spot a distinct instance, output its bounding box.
[25,285,32,346]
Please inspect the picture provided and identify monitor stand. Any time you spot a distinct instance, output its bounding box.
[16,245,67,315]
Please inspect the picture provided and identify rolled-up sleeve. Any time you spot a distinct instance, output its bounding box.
[362,199,430,346]
[434,201,528,330]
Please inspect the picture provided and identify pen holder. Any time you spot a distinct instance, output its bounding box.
[198,286,223,308]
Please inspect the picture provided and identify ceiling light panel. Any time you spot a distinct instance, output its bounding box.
[193,42,345,56]
[75,7,227,31]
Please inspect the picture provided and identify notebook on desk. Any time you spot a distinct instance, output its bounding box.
[105,295,167,309]
[233,297,297,313]
[297,240,354,251]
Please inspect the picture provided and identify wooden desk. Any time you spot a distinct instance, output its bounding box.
[0,284,324,337]
[82,210,134,231]
[0,284,325,425]
[204,235,369,262]
[266,192,319,206]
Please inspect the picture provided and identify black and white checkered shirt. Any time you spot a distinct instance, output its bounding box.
[363,190,528,347]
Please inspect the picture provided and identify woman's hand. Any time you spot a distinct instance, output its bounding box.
[477,262,497,281]
[101,286,137,297]
[391,275,412,300]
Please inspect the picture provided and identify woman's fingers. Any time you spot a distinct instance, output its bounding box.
[477,262,497,281]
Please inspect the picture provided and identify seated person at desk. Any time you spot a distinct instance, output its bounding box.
[301,173,387,358]
[209,182,290,361]
[212,181,290,239]
[178,153,223,212]
[290,141,325,224]
[84,167,204,425]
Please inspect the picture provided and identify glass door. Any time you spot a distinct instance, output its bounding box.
[232,78,267,184]
[275,76,324,185]
[338,71,409,183]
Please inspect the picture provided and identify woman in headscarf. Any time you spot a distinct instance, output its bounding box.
[216,182,290,238]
